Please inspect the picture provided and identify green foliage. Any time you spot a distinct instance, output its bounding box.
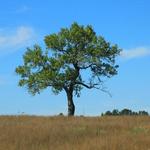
[102,109,149,116]
[16,22,121,96]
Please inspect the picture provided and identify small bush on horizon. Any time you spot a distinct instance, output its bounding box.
[102,108,149,116]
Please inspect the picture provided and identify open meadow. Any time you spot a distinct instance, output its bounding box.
[0,116,150,150]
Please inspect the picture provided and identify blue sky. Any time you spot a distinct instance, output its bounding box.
[0,0,150,116]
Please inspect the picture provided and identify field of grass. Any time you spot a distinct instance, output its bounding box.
[0,116,150,150]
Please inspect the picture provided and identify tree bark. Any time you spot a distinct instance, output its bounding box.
[66,90,75,116]
[64,63,79,116]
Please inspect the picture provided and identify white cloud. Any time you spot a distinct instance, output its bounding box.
[0,26,36,55]
[121,47,150,59]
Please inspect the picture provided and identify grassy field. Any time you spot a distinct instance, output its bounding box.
[0,116,150,150]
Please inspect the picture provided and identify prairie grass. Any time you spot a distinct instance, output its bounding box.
[0,115,150,150]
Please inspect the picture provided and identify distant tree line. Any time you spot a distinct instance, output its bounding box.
[101,109,149,116]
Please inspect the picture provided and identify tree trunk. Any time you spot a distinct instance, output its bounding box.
[66,90,75,116]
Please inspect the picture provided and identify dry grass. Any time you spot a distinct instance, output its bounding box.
[0,115,150,150]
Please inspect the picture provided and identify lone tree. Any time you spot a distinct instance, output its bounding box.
[16,23,121,116]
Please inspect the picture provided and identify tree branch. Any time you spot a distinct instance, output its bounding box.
[75,81,99,89]
[75,81,112,97]
[63,86,68,92]
[79,63,100,69]
[79,64,93,69]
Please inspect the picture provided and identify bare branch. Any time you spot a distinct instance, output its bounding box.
[75,81,112,97]
[100,87,112,97]
[80,64,93,69]
[75,81,99,89]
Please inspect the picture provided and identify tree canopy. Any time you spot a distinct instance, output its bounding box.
[16,22,121,115]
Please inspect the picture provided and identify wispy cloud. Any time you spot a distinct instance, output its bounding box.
[121,47,150,60]
[0,78,5,85]
[0,75,8,86]
[0,26,36,56]
[15,5,30,13]
[0,74,17,86]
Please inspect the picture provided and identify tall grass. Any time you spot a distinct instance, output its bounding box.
[0,116,150,150]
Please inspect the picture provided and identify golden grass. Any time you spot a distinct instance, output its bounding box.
[0,115,150,150]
